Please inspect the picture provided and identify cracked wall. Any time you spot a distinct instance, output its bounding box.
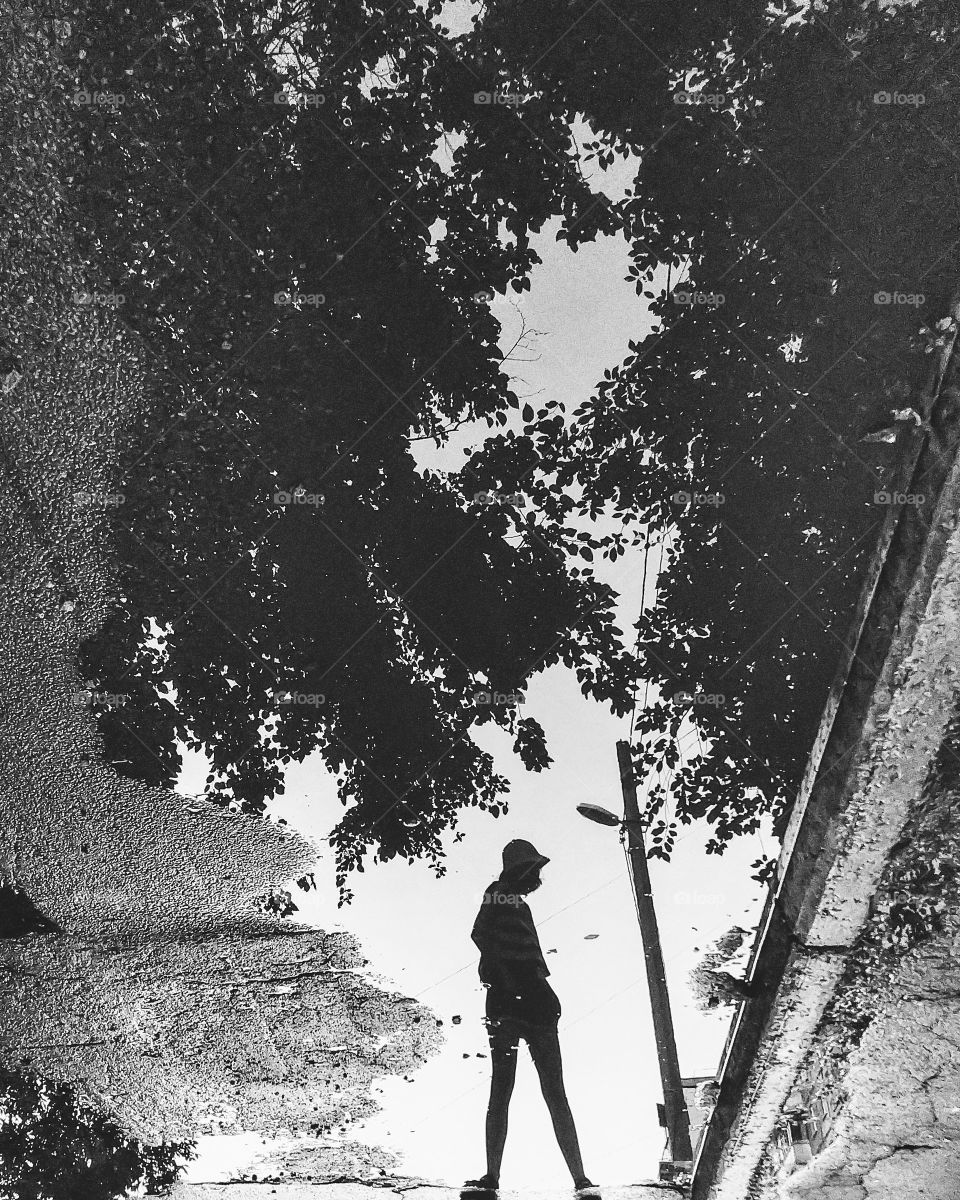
[778,922,960,1200]
[754,699,960,1199]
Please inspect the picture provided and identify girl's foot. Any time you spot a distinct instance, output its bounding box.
[573,1179,598,1192]
[463,1176,499,1191]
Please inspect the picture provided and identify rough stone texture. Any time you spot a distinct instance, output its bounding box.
[0,3,139,642]
[705,952,847,1200]
[0,1,442,1174]
[0,928,442,1147]
[779,924,960,1200]
[804,491,960,952]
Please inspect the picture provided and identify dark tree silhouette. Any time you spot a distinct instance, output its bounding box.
[56,0,960,889]
[64,0,633,897]
[0,1072,190,1200]
[476,0,960,861]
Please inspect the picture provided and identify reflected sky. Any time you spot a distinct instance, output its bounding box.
[178,153,767,1191]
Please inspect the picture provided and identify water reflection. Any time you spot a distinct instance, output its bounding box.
[468,842,594,1192]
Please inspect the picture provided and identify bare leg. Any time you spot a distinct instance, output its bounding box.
[482,1026,518,1184]
[529,1025,592,1185]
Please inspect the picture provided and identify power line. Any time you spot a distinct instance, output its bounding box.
[628,528,651,741]
[630,528,671,740]
[410,868,627,1001]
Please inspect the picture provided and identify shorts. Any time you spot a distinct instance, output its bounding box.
[483,979,561,1051]
[484,1012,559,1060]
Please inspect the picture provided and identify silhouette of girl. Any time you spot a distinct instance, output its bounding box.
[465,839,595,1192]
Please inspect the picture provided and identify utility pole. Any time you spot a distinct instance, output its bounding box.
[616,739,693,1165]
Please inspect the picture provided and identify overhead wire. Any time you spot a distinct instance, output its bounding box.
[627,527,651,742]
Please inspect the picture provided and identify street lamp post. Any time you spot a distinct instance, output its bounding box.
[577,739,693,1169]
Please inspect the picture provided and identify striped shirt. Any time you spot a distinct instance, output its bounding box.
[471,879,549,983]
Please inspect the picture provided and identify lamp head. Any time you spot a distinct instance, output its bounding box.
[576,802,622,827]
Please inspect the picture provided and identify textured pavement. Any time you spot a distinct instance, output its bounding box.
[161,1183,684,1200]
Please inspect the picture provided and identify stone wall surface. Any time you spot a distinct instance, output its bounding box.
[779,922,960,1200]
[0,928,442,1146]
